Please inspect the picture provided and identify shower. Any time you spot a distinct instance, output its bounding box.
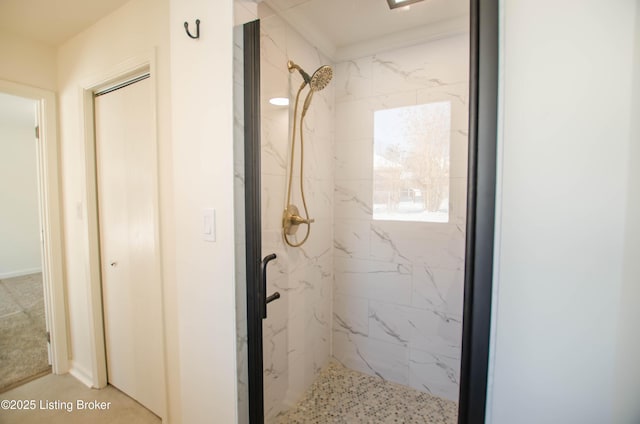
[282,60,333,247]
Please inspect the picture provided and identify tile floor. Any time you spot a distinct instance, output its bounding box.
[274,361,458,424]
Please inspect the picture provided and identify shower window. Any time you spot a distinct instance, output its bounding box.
[373,101,451,222]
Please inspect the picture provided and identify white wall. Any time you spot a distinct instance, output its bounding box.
[488,0,639,423]
[614,2,640,422]
[0,30,57,91]
[0,93,41,278]
[56,0,181,421]
[169,0,238,422]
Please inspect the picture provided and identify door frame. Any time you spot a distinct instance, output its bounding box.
[243,0,499,422]
[458,0,499,421]
[0,79,69,375]
[243,19,264,424]
[78,52,168,420]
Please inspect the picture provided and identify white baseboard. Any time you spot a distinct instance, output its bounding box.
[0,268,43,279]
[69,361,94,388]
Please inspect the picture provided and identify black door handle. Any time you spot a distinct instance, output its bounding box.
[261,253,280,319]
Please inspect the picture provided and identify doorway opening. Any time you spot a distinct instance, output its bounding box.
[233,0,498,423]
[0,81,68,392]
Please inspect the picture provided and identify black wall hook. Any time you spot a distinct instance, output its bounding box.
[184,19,200,39]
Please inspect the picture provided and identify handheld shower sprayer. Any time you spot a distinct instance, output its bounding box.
[283,60,333,247]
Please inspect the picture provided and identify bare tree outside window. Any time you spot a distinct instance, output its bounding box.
[373,101,451,222]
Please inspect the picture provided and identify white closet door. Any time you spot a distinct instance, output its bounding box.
[94,77,164,416]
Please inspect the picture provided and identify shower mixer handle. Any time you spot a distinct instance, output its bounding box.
[291,215,315,225]
[283,204,314,236]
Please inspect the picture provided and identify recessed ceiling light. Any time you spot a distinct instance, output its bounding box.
[386,0,424,10]
[269,97,289,106]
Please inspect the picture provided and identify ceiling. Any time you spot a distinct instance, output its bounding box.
[262,0,469,61]
[0,0,468,52]
[0,0,131,46]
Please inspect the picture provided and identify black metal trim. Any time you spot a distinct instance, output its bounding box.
[243,19,264,424]
[458,0,499,422]
[93,73,150,97]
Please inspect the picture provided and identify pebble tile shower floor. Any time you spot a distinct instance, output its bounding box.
[274,362,458,424]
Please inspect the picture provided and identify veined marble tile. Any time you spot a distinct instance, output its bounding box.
[311,88,336,138]
[233,172,245,241]
[370,90,418,112]
[233,23,249,424]
[334,257,412,306]
[261,107,289,177]
[336,92,422,143]
[412,265,464,316]
[369,223,414,265]
[286,289,331,386]
[261,59,290,107]
[262,174,287,232]
[265,363,290,423]
[334,56,373,102]
[450,157,468,180]
[334,138,373,181]
[263,313,290,392]
[450,178,468,226]
[405,224,466,270]
[234,0,257,27]
[309,178,335,219]
[287,250,332,304]
[333,294,369,337]
[260,14,288,72]
[334,180,373,220]
[409,349,461,402]
[366,221,462,267]
[285,25,323,76]
[305,135,335,182]
[368,301,412,346]
[293,219,333,265]
[416,82,469,108]
[333,218,370,259]
[335,99,374,141]
[408,307,462,359]
[372,34,470,97]
[451,130,469,172]
[305,312,332,378]
[332,330,409,386]
[361,299,462,359]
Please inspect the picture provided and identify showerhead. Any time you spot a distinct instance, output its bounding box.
[288,61,333,117]
[288,61,333,92]
[309,65,333,92]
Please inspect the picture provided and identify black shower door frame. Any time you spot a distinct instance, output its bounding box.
[242,0,499,421]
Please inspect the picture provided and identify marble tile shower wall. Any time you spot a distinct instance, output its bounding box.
[259,13,335,423]
[233,24,249,424]
[331,34,470,402]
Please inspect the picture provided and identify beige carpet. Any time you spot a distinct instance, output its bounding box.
[274,361,458,424]
[0,373,160,424]
[0,274,50,392]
